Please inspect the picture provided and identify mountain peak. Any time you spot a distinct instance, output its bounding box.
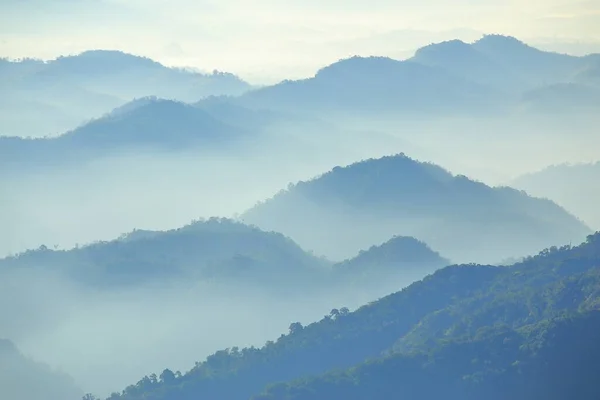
[49,49,163,75]
[475,34,528,47]
[315,56,404,79]
[65,49,158,64]
[242,153,589,263]
[415,39,473,56]
[338,235,449,270]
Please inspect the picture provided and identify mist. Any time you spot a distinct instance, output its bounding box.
[2,16,600,399]
[3,105,598,259]
[0,269,334,396]
[0,112,423,257]
[0,246,423,398]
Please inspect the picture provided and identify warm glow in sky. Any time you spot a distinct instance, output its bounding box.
[1,0,600,83]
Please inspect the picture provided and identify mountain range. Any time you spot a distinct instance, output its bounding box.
[3,33,600,400]
[0,217,450,299]
[232,35,600,117]
[89,232,600,400]
[4,34,599,142]
[241,153,590,263]
[0,98,252,170]
[0,218,325,289]
[3,35,599,173]
[1,50,251,137]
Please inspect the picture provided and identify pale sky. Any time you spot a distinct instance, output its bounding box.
[1,0,600,83]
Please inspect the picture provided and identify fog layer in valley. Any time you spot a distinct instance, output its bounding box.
[1,242,435,397]
[0,268,354,397]
[0,128,395,257]
[4,107,599,258]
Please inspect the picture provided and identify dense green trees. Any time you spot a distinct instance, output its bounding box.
[257,311,600,400]
[0,218,327,289]
[97,232,600,400]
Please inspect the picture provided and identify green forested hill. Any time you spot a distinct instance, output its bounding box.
[256,310,600,400]
[99,233,600,400]
[241,154,590,263]
[0,218,326,288]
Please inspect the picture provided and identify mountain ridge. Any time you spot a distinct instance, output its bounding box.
[241,153,590,263]
[97,232,600,400]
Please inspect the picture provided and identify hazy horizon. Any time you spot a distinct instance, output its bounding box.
[2,0,600,84]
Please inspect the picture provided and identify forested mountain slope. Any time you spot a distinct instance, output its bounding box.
[0,218,326,289]
[0,99,250,170]
[1,51,250,137]
[256,310,600,400]
[242,154,590,263]
[100,233,600,400]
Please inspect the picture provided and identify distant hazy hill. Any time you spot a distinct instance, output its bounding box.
[471,35,584,86]
[237,56,504,116]
[411,35,595,93]
[411,39,524,91]
[36,50,251,102]
[241,154,590,263]
[332,236,449,297]
[0,218,327,289]
[0,98,248,169]
[0,51,251,137]
[0,339,82,400]
[203,35,600,120]
[512,162,600,230]
[58,99,245,149]
[1,215,450,296]
[335,236,448,273]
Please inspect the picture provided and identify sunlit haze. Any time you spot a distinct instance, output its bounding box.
[1,0,599,83]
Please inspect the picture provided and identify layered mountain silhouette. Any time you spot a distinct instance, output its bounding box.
[236,55,504,116]
[411,39,525,91]
[1,51,251,137]
[1,215,452,300]
[0,98,249,169]
[0,218,326,289]
[334,236,449,275]
[412,35,600,112]
[331,236,450,299]
[469,35,584,86]
[223,35,599,119]
[4,35,600,400]
[0,339,82,400]
[33,50,250,102]
[98,233,600,400]
[241,154,590,263]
